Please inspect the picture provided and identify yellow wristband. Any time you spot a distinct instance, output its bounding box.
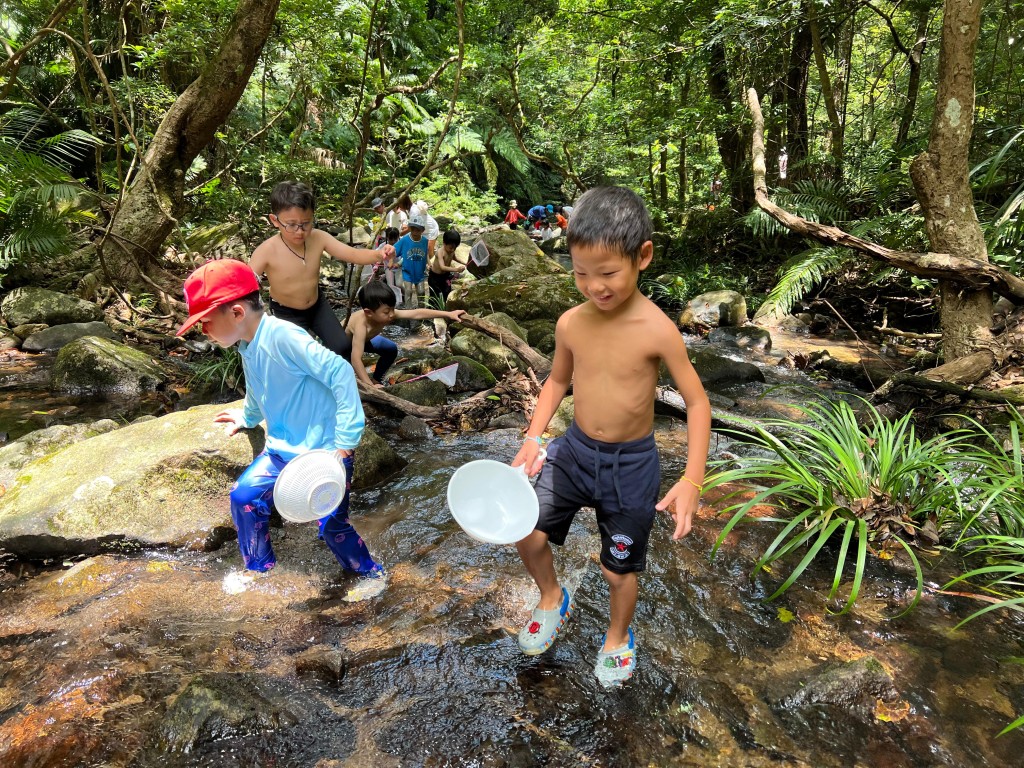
[679,475,703,494]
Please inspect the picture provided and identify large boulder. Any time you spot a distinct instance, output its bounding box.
[0,420,121,490]
[52,336,167,396]
[707,325,773,353]
[689,348,766,387]
[21,321,117,352]
[467,230,546,276]
[448,270,578,325]
[1,287,103,327]
[449,313,531,377]
[0,401,406,558]
[678,290,748,329]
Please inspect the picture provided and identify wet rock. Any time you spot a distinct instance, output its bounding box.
[689,348,766,387]
[294,645,347,683]
[0,327,17,351]
[11,323,47,340]
[0,419,121,489]
[159,672,322,753]
[52,336,167,396]
[487,412,528,430]
[448,252,577,324]
[396,415,433,440]
[751,309,812,334]
[388,378,447,406]
[707,325,773,353]
[450,314,533,378]
[449,355,495,392]
[353,427,407,488]
[677,290,748,329]
[1,287,103,327]
[22,321,117,352]
[0,401,263,558]
[772,656,898,712]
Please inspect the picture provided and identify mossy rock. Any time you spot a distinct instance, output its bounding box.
[1,286,103,326]
[387,378,448,407]
[52,336,167,396]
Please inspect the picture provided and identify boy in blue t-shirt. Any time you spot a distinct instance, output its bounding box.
[176,259,384,591]
[395,213,429,308]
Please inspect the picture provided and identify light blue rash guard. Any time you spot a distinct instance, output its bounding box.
[238,314,365,457]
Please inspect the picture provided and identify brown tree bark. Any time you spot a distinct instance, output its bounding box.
[809,1,844,175]
[707,40,752,211]
[784,4,814,181]
[747,85,1024,353]
[101,0,282,292]
[908,0,992,359]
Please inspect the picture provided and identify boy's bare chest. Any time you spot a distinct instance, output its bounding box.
[267,247,322,280]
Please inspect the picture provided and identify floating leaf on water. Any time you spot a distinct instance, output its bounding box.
[486,395,500,401]
[777,607,795,623]
[874,698,911,722]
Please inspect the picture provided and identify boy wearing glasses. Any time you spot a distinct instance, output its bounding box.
[249,180,396,360]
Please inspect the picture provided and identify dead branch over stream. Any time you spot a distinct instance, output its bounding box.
[745,88,1024,303]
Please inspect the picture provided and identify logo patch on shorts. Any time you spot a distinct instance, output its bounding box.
[610,534,634,560]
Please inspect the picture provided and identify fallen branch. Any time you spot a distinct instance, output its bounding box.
[874,326,943,341]
[455,314,553,375]
[746,88,1024,303]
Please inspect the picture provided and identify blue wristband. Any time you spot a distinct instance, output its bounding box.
[524,434,545,446]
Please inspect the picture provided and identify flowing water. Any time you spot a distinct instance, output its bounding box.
[2,325,1023,766]
[1,425,1023,767]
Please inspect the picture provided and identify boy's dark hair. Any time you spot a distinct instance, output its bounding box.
[270,181,316,214]
[221,290,263,313]
[356,279,398,310]
[396,193,413,211]
[566,186,652,263]
[384,226,400,242]
[442,229,461,247]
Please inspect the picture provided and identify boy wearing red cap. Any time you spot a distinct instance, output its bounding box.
[177,259,384,585]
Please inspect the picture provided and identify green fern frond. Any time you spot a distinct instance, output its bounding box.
[439,127,486,157]
[760,245,855,317]
[489,130,531,175]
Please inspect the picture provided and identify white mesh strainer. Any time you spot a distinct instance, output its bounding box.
[273,449,347,523]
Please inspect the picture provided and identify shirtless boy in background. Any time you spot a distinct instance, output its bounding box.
[249,181,396,360]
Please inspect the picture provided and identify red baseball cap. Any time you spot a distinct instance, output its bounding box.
[176,259,260,336]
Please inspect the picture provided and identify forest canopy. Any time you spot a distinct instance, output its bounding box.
[0,0,1021,345]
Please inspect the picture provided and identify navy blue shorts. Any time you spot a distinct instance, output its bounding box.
[533,421,660,574]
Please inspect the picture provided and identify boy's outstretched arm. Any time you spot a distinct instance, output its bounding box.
[655,328,712,539]
[347,318,380,388]
[511,313,574,476]
[394,308,466,322]
[323,232,395,265]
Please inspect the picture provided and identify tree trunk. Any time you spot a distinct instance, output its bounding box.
[784,5,813,182]
[895,5,932,150]
[809,0,844,177]
[103,0,282,291]
[707,40,752,211]
[909,0,992,359]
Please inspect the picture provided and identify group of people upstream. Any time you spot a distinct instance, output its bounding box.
[176,182,711,687]
[504,200,571,242]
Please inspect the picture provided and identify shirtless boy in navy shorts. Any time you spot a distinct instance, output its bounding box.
[511,186,712,686]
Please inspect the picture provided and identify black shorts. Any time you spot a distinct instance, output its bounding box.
[533,421,660,574]
[269,292,351,360]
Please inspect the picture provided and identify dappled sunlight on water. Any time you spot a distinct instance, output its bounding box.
[1,426,1023,766]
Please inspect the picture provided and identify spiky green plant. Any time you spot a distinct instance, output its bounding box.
[188,346,244,394]
[706,395,981,614]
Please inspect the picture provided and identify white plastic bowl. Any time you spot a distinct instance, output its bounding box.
[273,449,347,523]
[447,458,541,545]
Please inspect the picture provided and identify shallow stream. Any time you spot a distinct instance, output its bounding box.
[1,425,1023,767]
